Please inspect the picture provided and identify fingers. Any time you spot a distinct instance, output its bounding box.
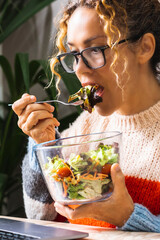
[54,203,72,219]
[54,202,93,220]
[22,93,30,98]
[54,203,81,220]
[12,93,60,143]
[30,118,60,143]
[26,116,59,133]
[19,110,53,131]
[12,94,36,116]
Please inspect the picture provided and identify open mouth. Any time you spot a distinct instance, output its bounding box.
[89,84,103,108]
[68,84,103,113]
[95,85,104,98]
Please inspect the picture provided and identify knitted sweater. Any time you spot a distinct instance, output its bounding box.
[22,100,160,232]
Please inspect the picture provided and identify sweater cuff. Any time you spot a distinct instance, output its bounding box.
[28,128,61,172]
[120,203,160,232]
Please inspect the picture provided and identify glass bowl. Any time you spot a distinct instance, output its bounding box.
[34,131,122,206]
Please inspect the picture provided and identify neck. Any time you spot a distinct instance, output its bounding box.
[117,73,160,115]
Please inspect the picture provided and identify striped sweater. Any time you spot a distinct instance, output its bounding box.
[22,100,160,232]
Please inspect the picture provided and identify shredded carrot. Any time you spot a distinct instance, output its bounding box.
[63,181,68,197]
[81,173,89,177]
[80,176,102,180]
[94,172,97,178]
[92,161,100,170]
[97,173,108,178]
[60,159,75,179]
[79,172,108,180]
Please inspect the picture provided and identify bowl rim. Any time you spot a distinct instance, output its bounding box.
[33,131,122,150]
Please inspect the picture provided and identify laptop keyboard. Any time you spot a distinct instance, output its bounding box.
[0,230,40,239]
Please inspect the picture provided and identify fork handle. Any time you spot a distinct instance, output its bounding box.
[35,100,71,105]
[8,99,83,107]
[8,100,69,106]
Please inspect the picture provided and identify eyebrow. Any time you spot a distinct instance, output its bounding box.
[67,35,107,46]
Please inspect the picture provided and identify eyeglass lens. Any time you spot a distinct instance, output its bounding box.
[60,47,105,73]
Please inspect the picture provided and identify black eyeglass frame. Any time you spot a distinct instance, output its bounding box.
[56,35,141,73]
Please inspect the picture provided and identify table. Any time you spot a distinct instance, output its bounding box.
[1,216,160,240]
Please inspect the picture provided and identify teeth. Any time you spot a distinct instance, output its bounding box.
[95,86,104,97]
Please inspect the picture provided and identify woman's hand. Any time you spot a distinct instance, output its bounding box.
[54,163,134,227]
[12,93,60,144]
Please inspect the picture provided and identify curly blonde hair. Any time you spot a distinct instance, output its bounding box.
[50,0,160,96]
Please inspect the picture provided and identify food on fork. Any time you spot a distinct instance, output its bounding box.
[68,84,103,113]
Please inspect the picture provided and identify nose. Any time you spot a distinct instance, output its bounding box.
[75,56,92,76]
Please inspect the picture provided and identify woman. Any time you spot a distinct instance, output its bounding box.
[12,0,160,232]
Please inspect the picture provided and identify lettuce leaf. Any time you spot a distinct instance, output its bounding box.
[67,182,86,200]
[88,145,118,166]
[78,178,111,199]
[68,153,89,172]
[44,156,65,176]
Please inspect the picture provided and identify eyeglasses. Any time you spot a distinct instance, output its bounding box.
[57,35,141,73]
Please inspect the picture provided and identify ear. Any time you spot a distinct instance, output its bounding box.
[137,33,156,64]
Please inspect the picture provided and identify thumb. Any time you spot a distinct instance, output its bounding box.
[110,163,126,195]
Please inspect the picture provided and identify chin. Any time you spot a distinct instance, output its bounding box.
[95,105,114,116]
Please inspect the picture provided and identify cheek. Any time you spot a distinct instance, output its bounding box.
[98,66,119,90]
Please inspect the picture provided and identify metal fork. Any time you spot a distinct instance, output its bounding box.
[34,99,83,106]
[8,99,83,107]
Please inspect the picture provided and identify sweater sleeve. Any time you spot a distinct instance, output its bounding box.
[120,203,160,232]
[22,129,61,220]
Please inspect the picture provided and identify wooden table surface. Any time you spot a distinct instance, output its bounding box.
[1,216,160,240]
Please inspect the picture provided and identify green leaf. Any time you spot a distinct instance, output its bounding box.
[0,0,57,43]
[29,60,41,82]
[38,60,52,81]
[57,66,82,114]
[59,68,82,94]
[0,1,9,28]
[38,60,57,99]
[0,55,14,97]
[32,68,46,85]
[14,53,30,94]
[17,53,30,92]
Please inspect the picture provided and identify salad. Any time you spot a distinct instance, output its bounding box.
[68,84,103,113]
[43,143,119,202]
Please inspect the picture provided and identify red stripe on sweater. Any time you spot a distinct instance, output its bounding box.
[69,176,160,227]
[125,175,160,215]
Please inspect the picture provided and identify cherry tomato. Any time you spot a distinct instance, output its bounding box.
[56,167,71,178]
[101,163,111,175]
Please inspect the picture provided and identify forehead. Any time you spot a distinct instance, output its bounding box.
[67,7,106,45]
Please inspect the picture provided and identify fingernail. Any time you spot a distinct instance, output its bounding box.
[115,164,120,172]
[50,105,54,111]
[30,95,35,100]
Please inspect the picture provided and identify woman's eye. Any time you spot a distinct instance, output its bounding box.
[91,48,101,54]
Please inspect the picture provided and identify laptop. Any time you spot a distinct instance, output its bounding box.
[0,217,88,240]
